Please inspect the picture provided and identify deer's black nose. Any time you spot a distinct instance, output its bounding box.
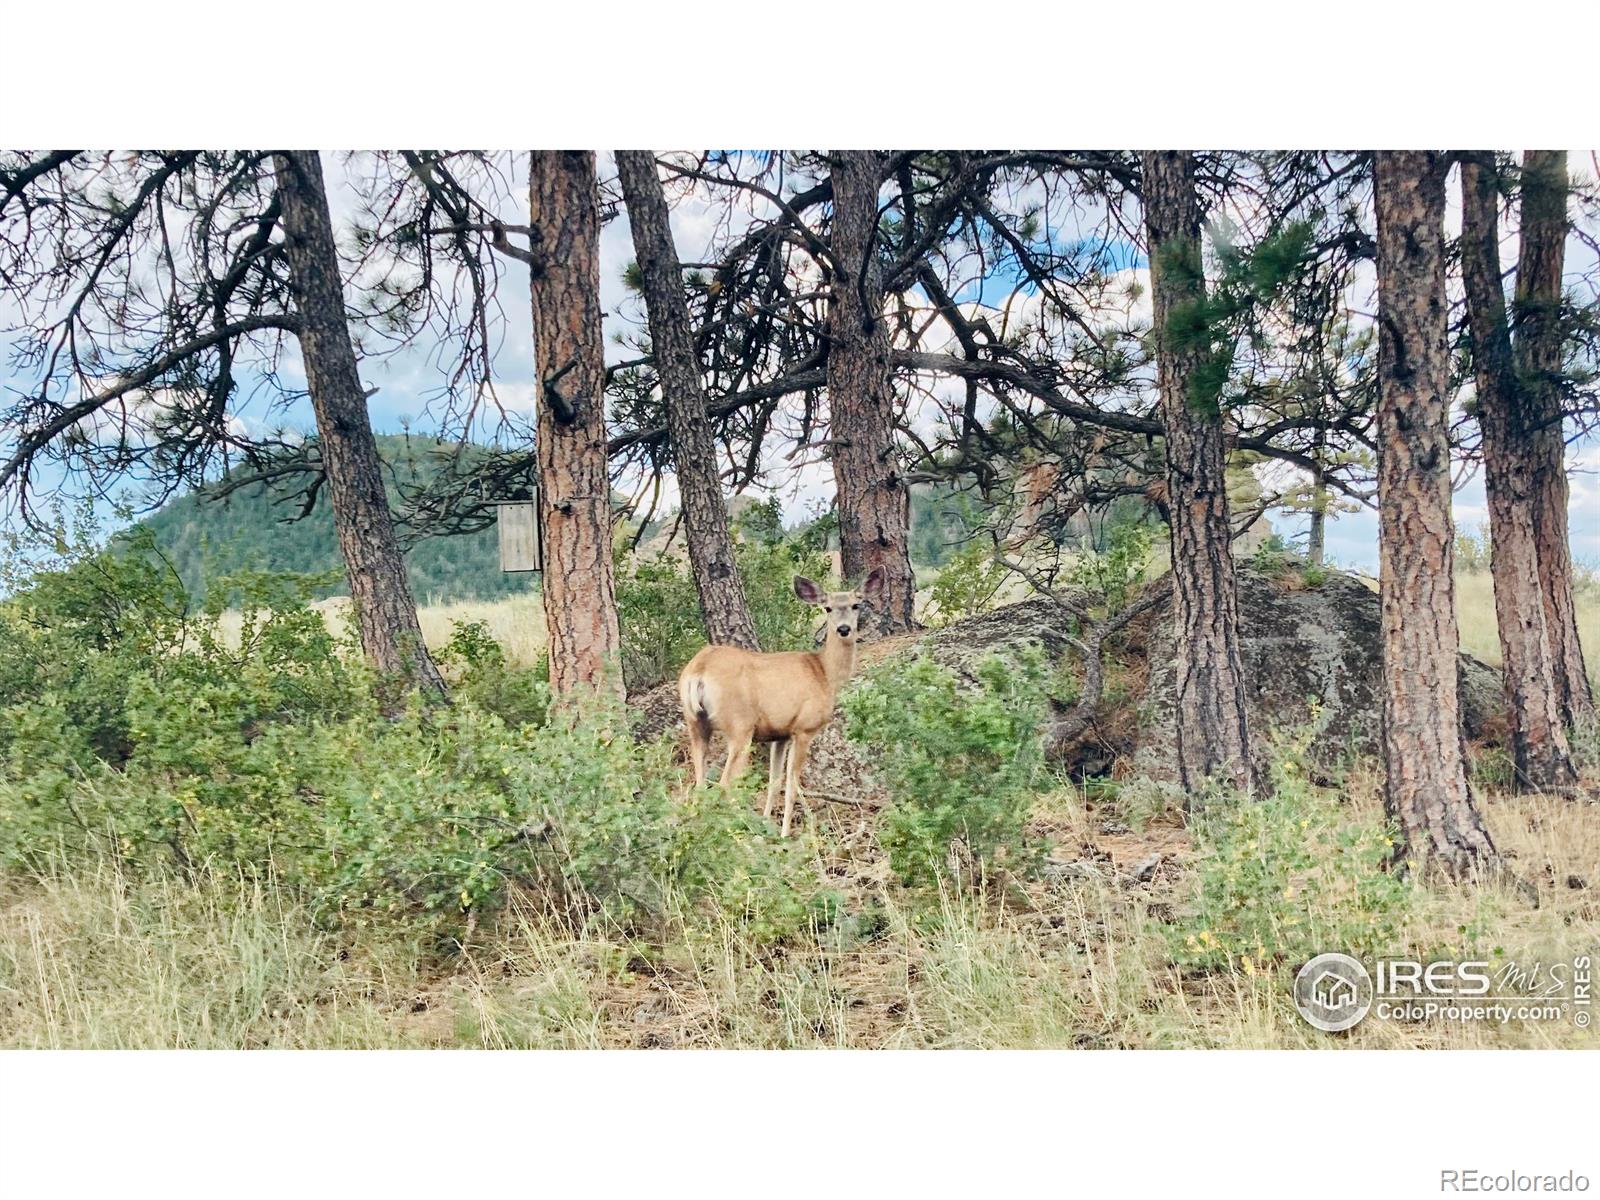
[836,625,851,637]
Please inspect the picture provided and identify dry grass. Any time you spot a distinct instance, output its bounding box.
[214,593,549,669]
[423,563,1600,673]
[411,594,547,667]
[1454,566,1600,668]
[208,557,1595,678]
[3,771,1595,1050]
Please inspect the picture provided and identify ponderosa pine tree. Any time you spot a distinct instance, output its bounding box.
[1373,150,1498,877]
[272,151,446,698]
[615,150,759,650]
[1459,152,1576,791]
[526,151,623,697]
[825,150,918,635]
[1139,149,1254,798]
[1514,151,1593,731]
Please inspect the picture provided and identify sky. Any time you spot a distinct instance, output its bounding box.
[5,150,1600,576]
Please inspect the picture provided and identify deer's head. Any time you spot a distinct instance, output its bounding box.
[794,567,885,643]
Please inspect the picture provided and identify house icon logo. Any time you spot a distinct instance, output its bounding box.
[1293,953,1373,1032]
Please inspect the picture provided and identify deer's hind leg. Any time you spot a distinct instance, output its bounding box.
[685,711,710,789]
[764,739,788,819]
[781,730,814,838]
[718,719,756,792]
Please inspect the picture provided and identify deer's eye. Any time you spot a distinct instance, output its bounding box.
[824,606,831,613]
[852,603,859,610]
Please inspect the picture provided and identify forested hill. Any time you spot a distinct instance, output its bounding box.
[134,436,532,604]
[132,434,1000,604]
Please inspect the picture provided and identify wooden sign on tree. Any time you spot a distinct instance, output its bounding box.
[494,499,542,573]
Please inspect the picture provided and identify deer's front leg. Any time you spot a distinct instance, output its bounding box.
[782,731,814,838]
[764,739,788,819]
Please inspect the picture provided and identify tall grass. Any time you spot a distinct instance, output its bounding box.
[5,780,1595,1049]
[1453,566,1600,668]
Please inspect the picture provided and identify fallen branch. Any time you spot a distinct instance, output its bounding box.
[807,790,883,808]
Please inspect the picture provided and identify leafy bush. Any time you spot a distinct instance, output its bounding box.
[0,523,196,772]
[1247,532,1303,576]
[0,533,366,852]
[666,782,827,945]
[733,534,832,654]
[1170,728,1414,976]
[928,541,1010,627]
[1070,519,1154,613]
[0,531,816,947]
[843,651,1048,888]
[436,619,550,727]
[614,550,704,693]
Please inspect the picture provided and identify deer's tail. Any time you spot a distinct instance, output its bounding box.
[680,672,714,743]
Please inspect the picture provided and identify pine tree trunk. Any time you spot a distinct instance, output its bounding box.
[1373,151,1498,877]
[1460,154,1577,791]
[615,150,759,651]
[1514,151,1592,729]
[271,151,446,701]
[825,150,918,635]
[1307,454,1327,567]
[526,151,623,698]
[1140,150,1254,798]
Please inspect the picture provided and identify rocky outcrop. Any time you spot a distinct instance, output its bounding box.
[628,567,1507,791]
[915,597,1085,680]
[1133,569,1503,783]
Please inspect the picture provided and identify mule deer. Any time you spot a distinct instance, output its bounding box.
[678,568,884,835]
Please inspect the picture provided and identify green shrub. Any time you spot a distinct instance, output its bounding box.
[307,696,666,925]
[436,619,550,727]
[1170,729,1414,976]
[614,550,704,692]
[666,782,824,945]
[0,530,817,947]
[1070,520,1154,613]
[928,541,1010,627]
[843,651,1048,888]
[1247,532,1304,577]
[0,547,373,876]
[733,535,831,654]
[0,524,196,771]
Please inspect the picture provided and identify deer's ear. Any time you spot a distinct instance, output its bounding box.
[861,567,885,598]
[793,576,824,604]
